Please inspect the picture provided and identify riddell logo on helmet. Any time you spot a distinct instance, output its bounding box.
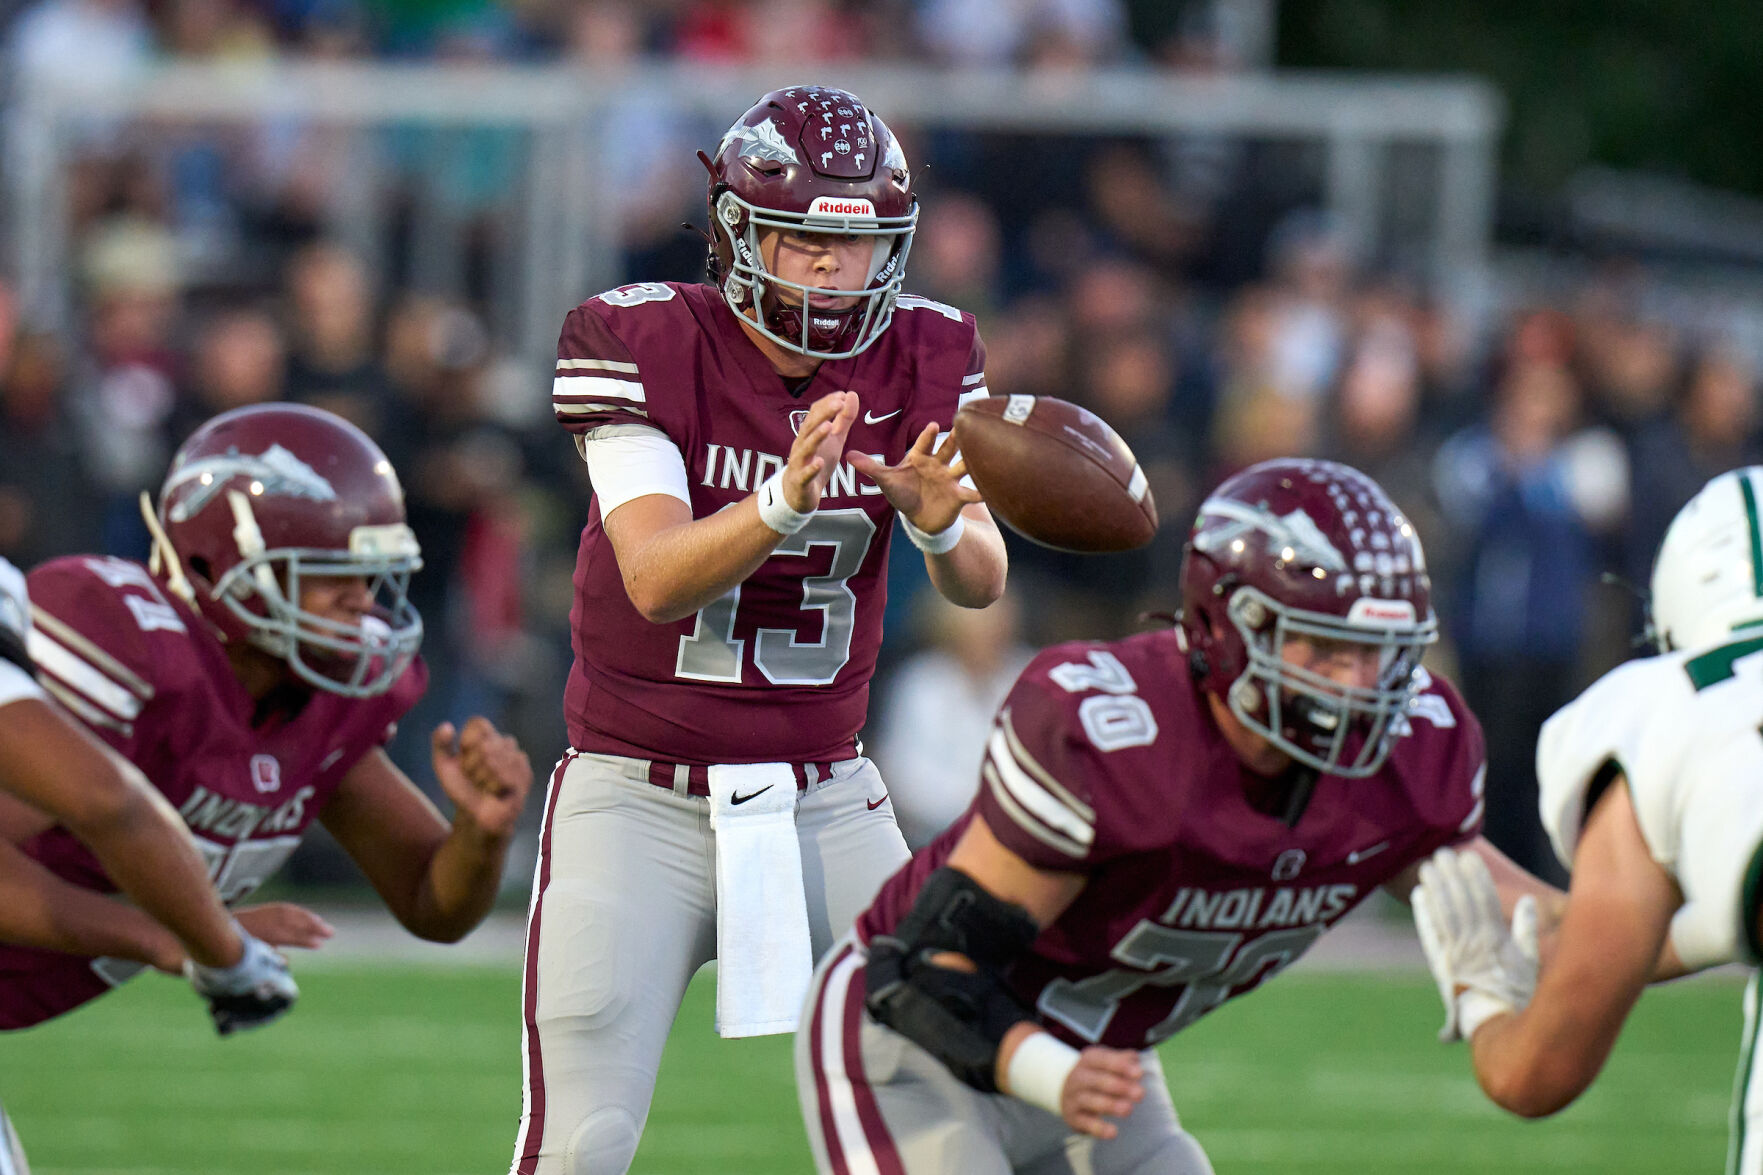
[807,197,875,216]
[1348,599,1416,625]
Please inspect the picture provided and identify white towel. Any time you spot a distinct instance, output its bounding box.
[706,762,813,1038]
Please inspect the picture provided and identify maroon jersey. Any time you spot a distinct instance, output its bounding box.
[0,555,424,1029]
[552,281,986,764]
[857,629,1484,1050]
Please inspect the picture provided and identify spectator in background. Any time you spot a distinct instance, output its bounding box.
[1623,340,1762,611]
[872,591,1034,849]
[6,0,150,91]
[1320,288,1451,572]
[180,307,287,422]
[72,218,185,557]
[282,241,388,430]
[911,0,1124,67]
[0,287,100,566]
[907,189,1005,320]
[1432,323,1629,883]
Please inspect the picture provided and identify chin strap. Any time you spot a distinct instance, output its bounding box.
[139,491,194,605]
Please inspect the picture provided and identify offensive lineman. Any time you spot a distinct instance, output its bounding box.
[797,458,1562,1173]
[0,405,531,1154]
[514,86,1007,1174]
[1,557,298,1172]
[1411,465,1763,1171]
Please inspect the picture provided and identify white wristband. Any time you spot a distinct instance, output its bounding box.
[1456,989,1517,1041]
[757,470,812,535]
[901,512,965,555]
[1004,1030,1081,1116]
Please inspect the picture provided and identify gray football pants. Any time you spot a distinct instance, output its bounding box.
[796,938,1216,1175]
[510,751,910,1175]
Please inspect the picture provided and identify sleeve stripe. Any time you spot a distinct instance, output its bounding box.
[557,358,639,374]
[1001,711,1096,822]
[986,727,1094,846]
[984,763,1087,859]
[962,372,986,386]
[555,401,650,419]
[39,675,133,736]
[957,388,990,409]
[1458,797,1485,833]
[553,375,646,403]
[27,629,144,722]
[29,607,152,700]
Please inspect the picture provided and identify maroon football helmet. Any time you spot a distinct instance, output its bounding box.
[147,403,423,697]
[702,85,917,360]
[1177,458,1437,777]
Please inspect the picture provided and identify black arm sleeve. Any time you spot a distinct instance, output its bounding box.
[863,867,1041,1092]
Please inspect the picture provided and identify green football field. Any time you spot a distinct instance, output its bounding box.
[0,963,1742,1174]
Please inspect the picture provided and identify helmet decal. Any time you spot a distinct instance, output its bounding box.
[720,117,799,166]
[1192,501,1350,573]
[164,443,338,523]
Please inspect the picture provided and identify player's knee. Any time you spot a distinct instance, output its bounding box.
[562,1107,641,1175]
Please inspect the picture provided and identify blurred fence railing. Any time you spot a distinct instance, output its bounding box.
[5,61,1502,363]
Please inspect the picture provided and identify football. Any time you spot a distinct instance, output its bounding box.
[954,395,1158,553]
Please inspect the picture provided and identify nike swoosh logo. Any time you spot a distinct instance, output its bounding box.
[730,785,774,806]
[866,795,888,811]
[1345,840,1390,865]
[864,409,903,424]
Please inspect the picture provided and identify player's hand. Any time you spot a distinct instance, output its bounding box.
[1061,1046,1145,1139]
[432,717,533,843]
[782,391,860,513]
[847,423,982,537]
[235,902,335,951]
[1411,848,1540,1043]
[186,925,298,1037]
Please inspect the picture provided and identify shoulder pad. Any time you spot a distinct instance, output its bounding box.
[1536,655,1695,868]
[25,557,185,730]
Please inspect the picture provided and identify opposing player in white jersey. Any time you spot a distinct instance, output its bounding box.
[1412,465,1763,1170]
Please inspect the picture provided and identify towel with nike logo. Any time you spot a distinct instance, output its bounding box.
[706,762,811,1037]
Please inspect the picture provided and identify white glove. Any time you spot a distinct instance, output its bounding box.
[1410,848,1539,1043]
[186,927,299,1037]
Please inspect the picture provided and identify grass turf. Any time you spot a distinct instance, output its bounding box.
[0,964,1741,1173]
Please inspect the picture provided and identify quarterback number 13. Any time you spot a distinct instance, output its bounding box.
[675,509,877,686]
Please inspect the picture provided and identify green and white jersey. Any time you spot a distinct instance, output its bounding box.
[1537,637,1763,969]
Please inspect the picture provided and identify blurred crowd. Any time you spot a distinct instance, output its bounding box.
[4,0,1761,883]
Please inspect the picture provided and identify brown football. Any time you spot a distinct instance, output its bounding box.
[954,395,1158,552]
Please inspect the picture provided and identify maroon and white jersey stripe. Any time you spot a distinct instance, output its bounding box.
[0,555,424,1030]
[552,280,987,765]
[805,942,906,1175]
[858,629,1484,1050]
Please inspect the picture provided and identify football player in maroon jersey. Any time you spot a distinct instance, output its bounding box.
[0,557,301,1081]
[515,86,1007,1174]
[0,405,532,1167]
[796,458,1564,1174]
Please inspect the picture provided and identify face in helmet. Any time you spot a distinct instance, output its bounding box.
[1650,466,1763,654]
[148,403,423,698]
[703,85,917,361]
[1178,458,1437,777]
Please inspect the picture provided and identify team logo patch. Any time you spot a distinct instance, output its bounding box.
[1272,849,1306,881]
[249,753,282,794]
[789,409,810,435]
